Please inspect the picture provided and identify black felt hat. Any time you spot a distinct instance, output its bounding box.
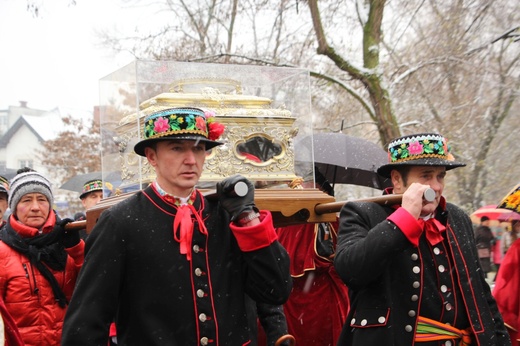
[377,133,465,178]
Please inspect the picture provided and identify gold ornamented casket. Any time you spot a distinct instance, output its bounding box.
[115,78,299,188]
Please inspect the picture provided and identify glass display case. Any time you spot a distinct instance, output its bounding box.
[98,60,316,194]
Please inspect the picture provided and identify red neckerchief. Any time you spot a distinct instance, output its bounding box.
[152,183,207,261]
[385,187,447,245]
[419,217,446,245]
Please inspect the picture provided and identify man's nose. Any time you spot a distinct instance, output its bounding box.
[184,150,197,164]
[429,179,443,192]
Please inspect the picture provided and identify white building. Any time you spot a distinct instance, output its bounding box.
[0,101,94,217]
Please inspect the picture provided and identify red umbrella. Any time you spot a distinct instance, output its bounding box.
[497,212,520,222]
[471,205,512,221]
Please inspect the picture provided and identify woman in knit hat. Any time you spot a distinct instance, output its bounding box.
[0,168,84,346]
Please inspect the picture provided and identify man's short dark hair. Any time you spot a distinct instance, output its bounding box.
[148,142,158,152]
[394,166,412,186]
[481,216,490,222]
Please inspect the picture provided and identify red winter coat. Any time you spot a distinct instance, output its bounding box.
[494,239,520,345]
[0,295,24,346]
[0,213,84,346]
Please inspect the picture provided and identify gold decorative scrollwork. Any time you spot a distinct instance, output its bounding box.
[170,78,242,94]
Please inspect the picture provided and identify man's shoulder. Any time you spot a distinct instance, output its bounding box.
[474,224,492,232]
[444,203,471,220]
[102,190,147,214]
[345,200,387,210]
[443,203,474,231]
[444,202,465,213]
[343,200,390,220]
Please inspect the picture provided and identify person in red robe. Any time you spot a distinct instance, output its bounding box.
[494,219,520,346]
[275,175,349,346]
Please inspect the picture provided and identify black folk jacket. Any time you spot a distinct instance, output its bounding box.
[62,185,292,346]
[334,199,510,346]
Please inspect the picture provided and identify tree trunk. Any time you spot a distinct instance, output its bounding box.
[307,0,400,146]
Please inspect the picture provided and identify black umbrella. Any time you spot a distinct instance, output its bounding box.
[295,133,391,190]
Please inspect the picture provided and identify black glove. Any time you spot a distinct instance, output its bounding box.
[58,218,81,248]
[217,174,256,221]
[316,223,334,259]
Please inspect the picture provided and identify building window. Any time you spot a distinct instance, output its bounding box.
[19,160,33,169]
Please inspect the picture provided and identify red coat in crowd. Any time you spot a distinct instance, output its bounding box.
[277,222,350,346]
[494,239,520,346]
[0,295,23,346]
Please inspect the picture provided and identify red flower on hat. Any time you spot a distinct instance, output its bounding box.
[204,110,225,141]
[153,117,170,133]
[195,116,206,132]
[408,141,424,155]
[208,122,225,141]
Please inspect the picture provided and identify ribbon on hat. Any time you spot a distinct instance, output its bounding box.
[418,218,446,245]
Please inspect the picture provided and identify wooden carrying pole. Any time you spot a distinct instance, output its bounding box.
[314,194,403,215]
[65,190,404,232]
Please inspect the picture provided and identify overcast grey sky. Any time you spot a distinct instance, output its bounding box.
[0,0,140,112]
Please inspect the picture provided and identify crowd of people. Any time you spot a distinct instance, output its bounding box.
[0,108,516,345]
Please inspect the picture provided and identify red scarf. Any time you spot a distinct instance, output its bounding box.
[419,218,446,245]
[158,188,208,261]
[385,187,447,246]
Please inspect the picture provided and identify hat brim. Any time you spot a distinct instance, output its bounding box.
[377,158,466,178]
[134,136,223,157]
[79,188,103,199]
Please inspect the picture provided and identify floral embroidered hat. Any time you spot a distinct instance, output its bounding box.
[133,107,225,157]
[80,179,103,199]
[0,175,8,195]
[80,179,117,199]
[377,133,465,178]
[498,183,520,214]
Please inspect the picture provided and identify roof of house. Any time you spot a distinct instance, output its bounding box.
[0,107,92,148]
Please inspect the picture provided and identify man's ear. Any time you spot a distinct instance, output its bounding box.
[390,169,403,192]
[144,146,157,167]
